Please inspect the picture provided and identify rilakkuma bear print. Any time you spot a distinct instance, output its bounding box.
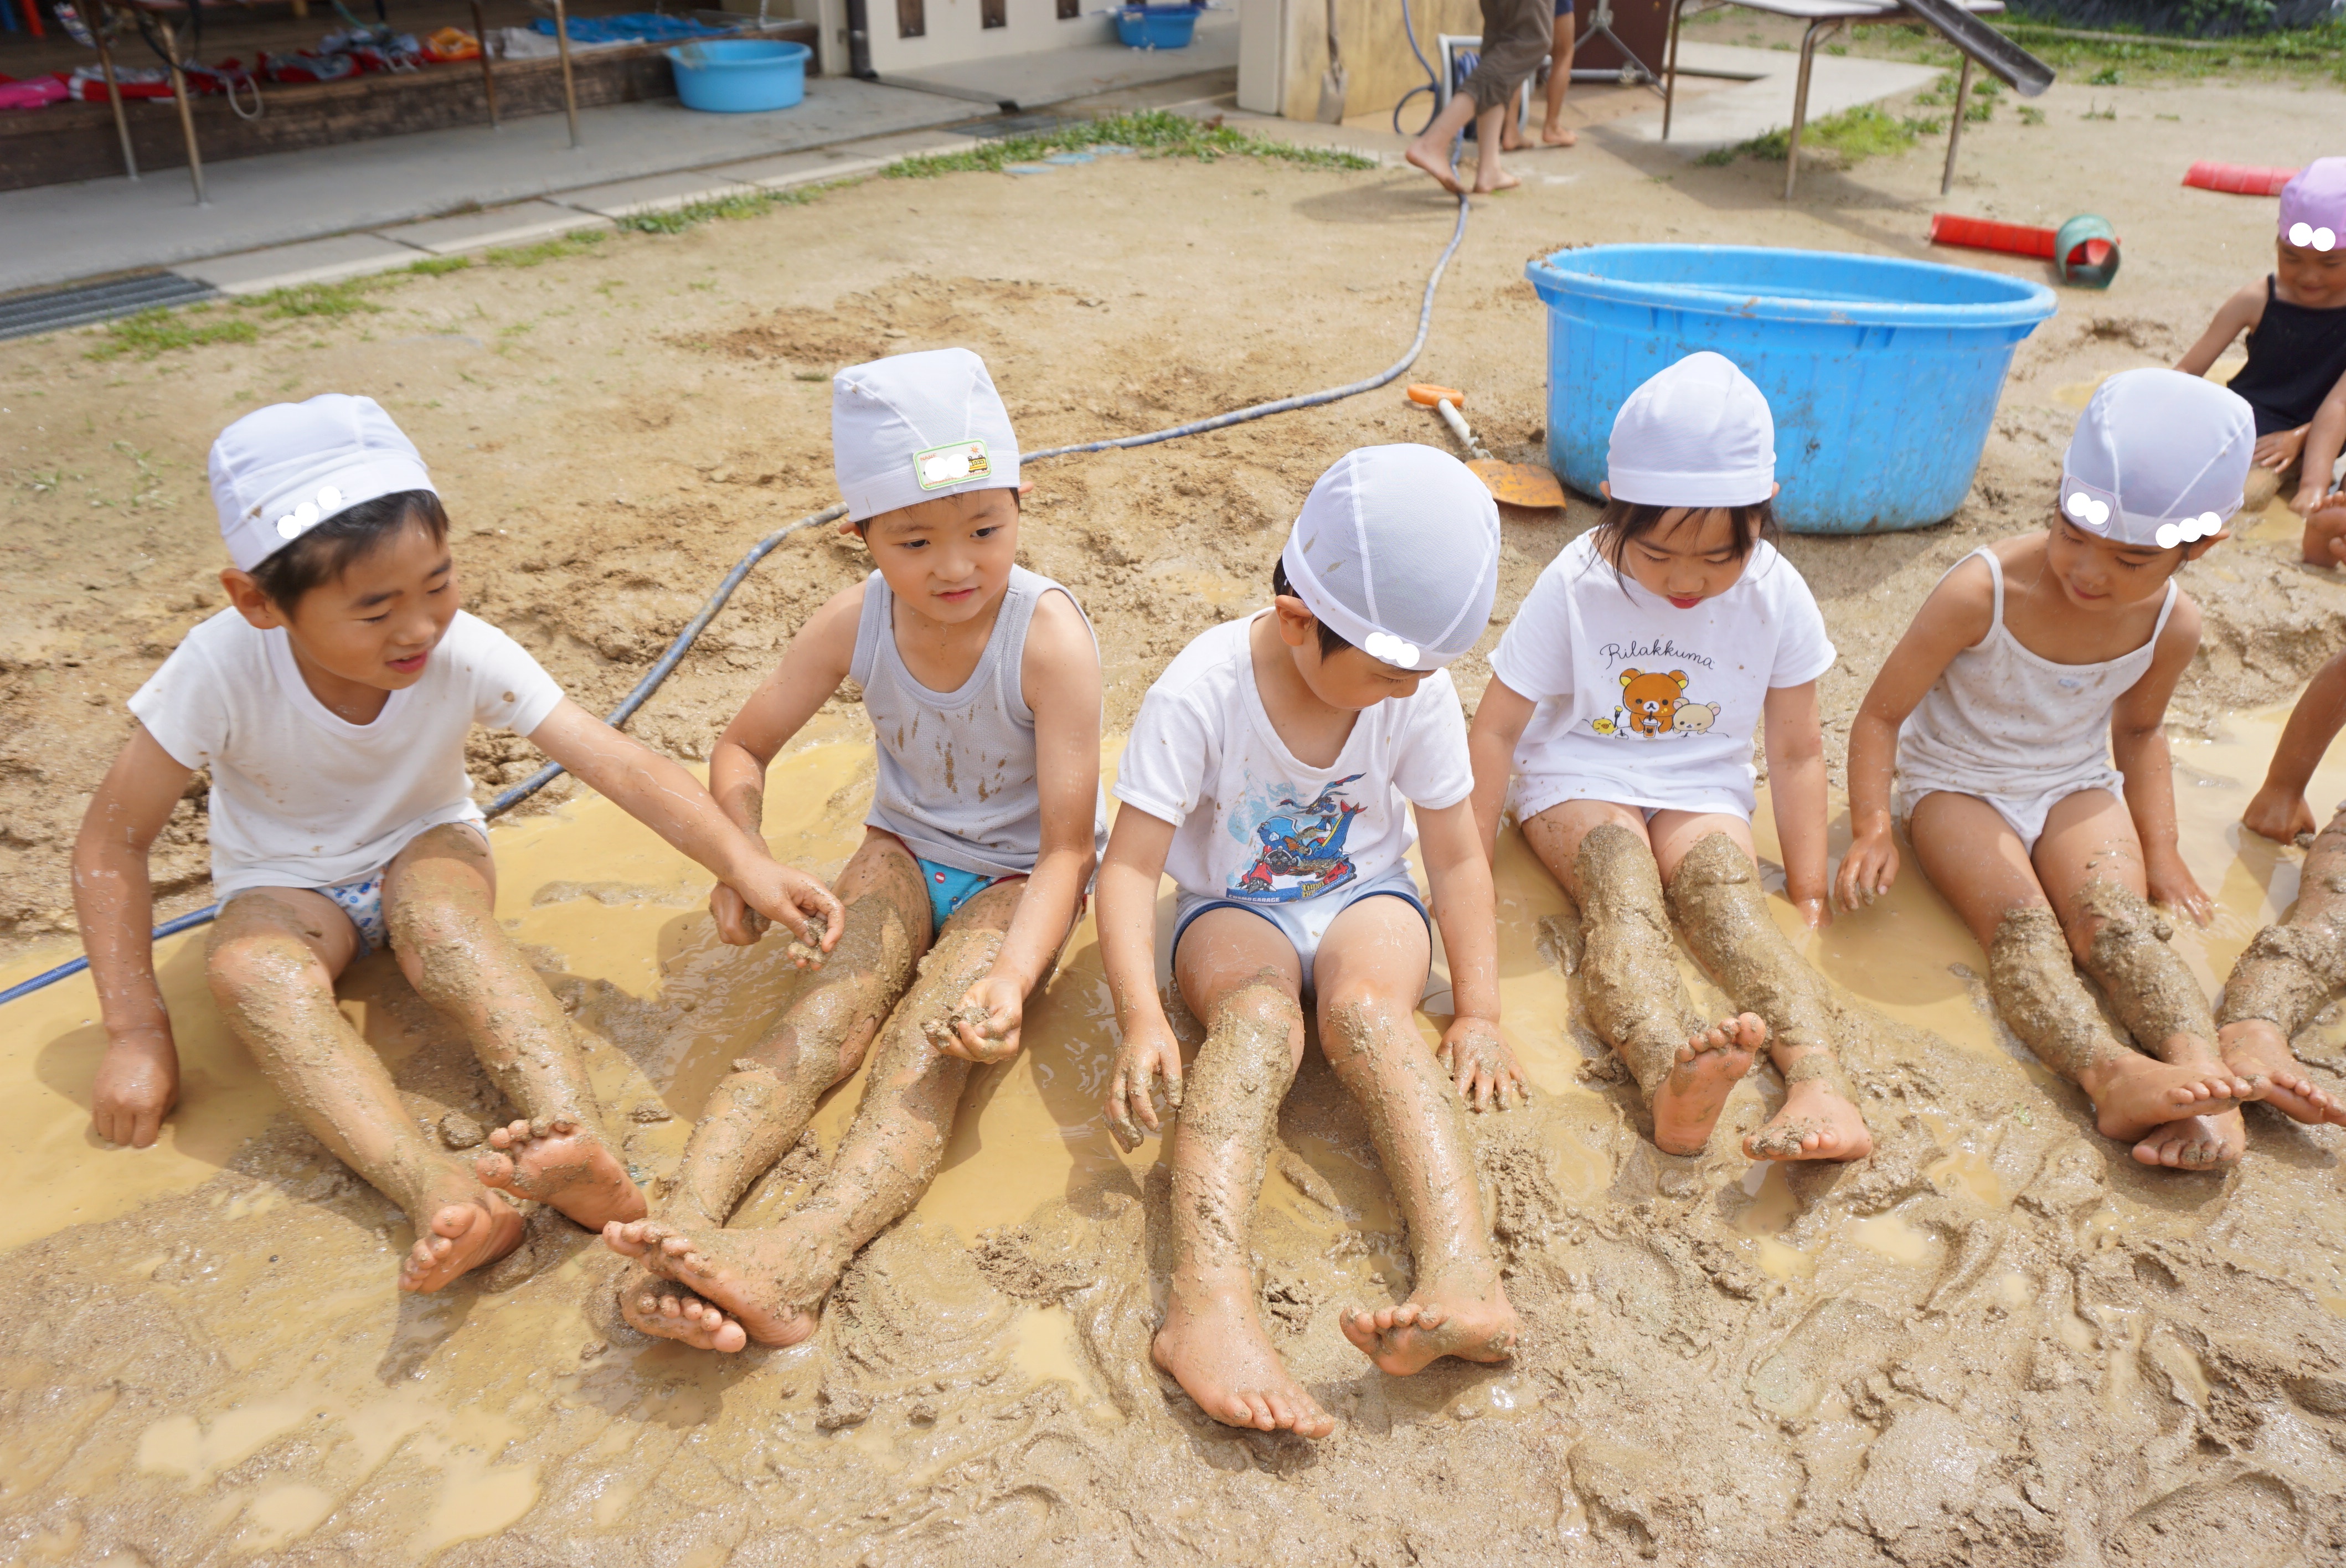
[1620,668,1689,736]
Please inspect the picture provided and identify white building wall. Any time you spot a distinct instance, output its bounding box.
[865,0,1117,75]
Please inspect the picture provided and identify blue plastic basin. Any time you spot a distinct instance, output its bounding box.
[667,39,808,113]
[1116,4,1201,48]
[1525,245,2058,533]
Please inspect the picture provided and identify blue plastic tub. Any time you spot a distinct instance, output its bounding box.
[1525,245,2058,533]
[667,39,808,113]
[1116,4,1201,48]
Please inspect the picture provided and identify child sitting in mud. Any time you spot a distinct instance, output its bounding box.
[75,396,844,1292]
[1467,350,1871,1164]
[2212,645,2346,1128]
[604,349,1106,1353]
[2175,157,2346,555]
[1099,444,1523,1440]
[1837,369,2264,1170]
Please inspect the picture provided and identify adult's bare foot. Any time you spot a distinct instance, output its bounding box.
[1470,166,1522,194]
[2220,1019,2346,1126]
[1152,1268,1334,1437]
[1540,123,1578,146]
[2079,1055,2256,1143]
[1339,1282,1517,1376]
[1652,1013,1765,1155]
[477,1117,646,1231]
[2132,1108,2246,1170]
[1745,1074,1873,1162]
[603,1217,834,1349]
[398,1194,523,1293]
[615,1261,748,1353]
[1404,141,1465,195]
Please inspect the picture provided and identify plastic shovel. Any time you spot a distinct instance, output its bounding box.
[1407,384,1565,509]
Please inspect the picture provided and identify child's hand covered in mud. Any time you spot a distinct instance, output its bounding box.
[1833,825,1901,914]
[91,1024,179,1148]
[1104,1015,1185,1152]
[1438,1015,1527,1111]
[2241,782,2318,845]
[2146,848,2214,927]
[719,861,845,958]
[927,976,1024,1064]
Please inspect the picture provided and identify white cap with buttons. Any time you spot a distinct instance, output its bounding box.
[1606,350,1777,509]
[2058,368,2254,551]
[832,347,1021,524]
[209,394,436,571]
[1279,443,1499,673]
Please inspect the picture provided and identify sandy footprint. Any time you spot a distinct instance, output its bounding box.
[477,1117,646,1231]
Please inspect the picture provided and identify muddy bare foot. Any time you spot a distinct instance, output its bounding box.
[1540,123,1578,146]
[477,1117,647,1231]
[616,1262,747,1353]
[604,1218,834,1349]
[1652,1012,1765,1156]
[2132,1108,2246,1170]
[1470,167,1522,194]
[2080,1056,2256,1143]
[2219,1020,2346,1126]
[1153,1269,1334,1437]
[1404,142,1464,195]
[1339,1285,1518,1376]
[1745,1075,1873,1162]
[397,1195,523,1293]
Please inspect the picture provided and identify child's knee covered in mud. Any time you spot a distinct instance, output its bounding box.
[2075,880,2216,1048]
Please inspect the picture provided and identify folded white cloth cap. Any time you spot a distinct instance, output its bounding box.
[1280,443,1499,673]
[1606,350,1776,508]
[2059,368,2254,551]
[210,394,437,572]
[833,347,1021,523]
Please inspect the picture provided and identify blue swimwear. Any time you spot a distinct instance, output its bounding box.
[918,858,1003,933]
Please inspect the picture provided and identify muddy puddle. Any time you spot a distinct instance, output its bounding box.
[2,697,2342,1566]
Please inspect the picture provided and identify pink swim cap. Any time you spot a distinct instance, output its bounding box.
[2279,157,2346,254]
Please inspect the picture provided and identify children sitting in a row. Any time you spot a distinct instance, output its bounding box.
[77,336,2345,1443]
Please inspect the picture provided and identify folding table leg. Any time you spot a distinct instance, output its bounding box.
[553,0,580,147]
[156,13,205,205]
[1782,18,1831,201]
[1662,0,1683,141]
[471,0,499,126]
[92,9,138,179]
[1941,52,1972,196]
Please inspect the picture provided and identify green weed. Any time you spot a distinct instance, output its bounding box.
[482,230,609,267]
[883,109,1377,178]
[615,185,823,235]
[86,305,259,360]
[1722,103,1920,166]
[407,255,473,276]
[238,280,386,319]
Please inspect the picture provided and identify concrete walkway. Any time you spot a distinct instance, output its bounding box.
[0,77,979,298]
[885,12,1240,112]
[1613,40,1939,150]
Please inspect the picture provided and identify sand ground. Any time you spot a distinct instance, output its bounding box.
[1,68,2343,1567]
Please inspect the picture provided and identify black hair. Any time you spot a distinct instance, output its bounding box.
[1592,495,1777,581]
[853,484,1022,535]
[1270,556,1354,661]
[247,489,450,610]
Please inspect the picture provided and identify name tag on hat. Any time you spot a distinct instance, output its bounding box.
[915,439,991,491]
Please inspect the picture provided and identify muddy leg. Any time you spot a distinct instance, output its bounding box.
[2218,810,2346,1126]
[1568,822,1763,1154]
[617,878,1024,1349]
[380,825,643,1231]
[1663,832,1871,1163]
[1148,909,1331,1437]
[207,889,522,1292]
[1314,896,1518,1376]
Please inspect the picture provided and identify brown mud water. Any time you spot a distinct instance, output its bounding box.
[2,713,2343,1563]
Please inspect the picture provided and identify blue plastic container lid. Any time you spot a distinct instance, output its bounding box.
[1527,245,2056,334]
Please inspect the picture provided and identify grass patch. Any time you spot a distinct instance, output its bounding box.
[86,305,260,360]
[238,280,387,319]
[481,229,609,267]
[883,109,1378,178]
[1846,18,2346,85]
[406,255,473,277]
[1717,103,1925,166]
[614,185,825,236]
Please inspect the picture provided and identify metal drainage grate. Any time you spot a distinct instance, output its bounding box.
[948,112,1079,140]
[0,271,219,343]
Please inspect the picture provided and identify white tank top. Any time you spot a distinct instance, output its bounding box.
[849,565,1107,878]
[1896,547,2177,798]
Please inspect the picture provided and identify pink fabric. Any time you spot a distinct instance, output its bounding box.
[0,75,70,110]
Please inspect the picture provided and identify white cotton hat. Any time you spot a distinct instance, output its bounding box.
[2059,368,2254,551]
[209,394,436,571]
[832,347,1020,523]
[1606,350,1776,508]
[1279,443,1499,673]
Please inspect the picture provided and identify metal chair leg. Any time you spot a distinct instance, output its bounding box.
[470,0,499,126]
[553,0,579,147]
[156,13,205,205]
[1940,51,1972,196]
[1782,18,1828,201]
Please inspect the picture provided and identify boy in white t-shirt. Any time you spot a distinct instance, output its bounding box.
[75,396,843,1294]
[1468,353,1871,1165]
[1099,445,1523,1440]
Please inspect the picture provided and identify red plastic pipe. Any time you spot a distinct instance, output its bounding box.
[1928,214,2057,260]
[2183,162,2297,197]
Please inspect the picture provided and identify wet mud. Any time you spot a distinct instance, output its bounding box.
[1989,905,2138,1082]
[2077,881,2219,1061]
[1572,824,1703,1098]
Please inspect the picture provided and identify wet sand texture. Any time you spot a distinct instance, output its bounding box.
[1573,824,1703,1097]
[1664,834,1854,1098]
[2076,880,2220,1060]
[1171,977,1304,1271]
[2219,820,2346,1034]
[1989,905,2137,1081]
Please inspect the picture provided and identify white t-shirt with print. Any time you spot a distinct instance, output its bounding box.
[1113,615,1474,905]
[128,608,565,897]
[1491,532,1835,819]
